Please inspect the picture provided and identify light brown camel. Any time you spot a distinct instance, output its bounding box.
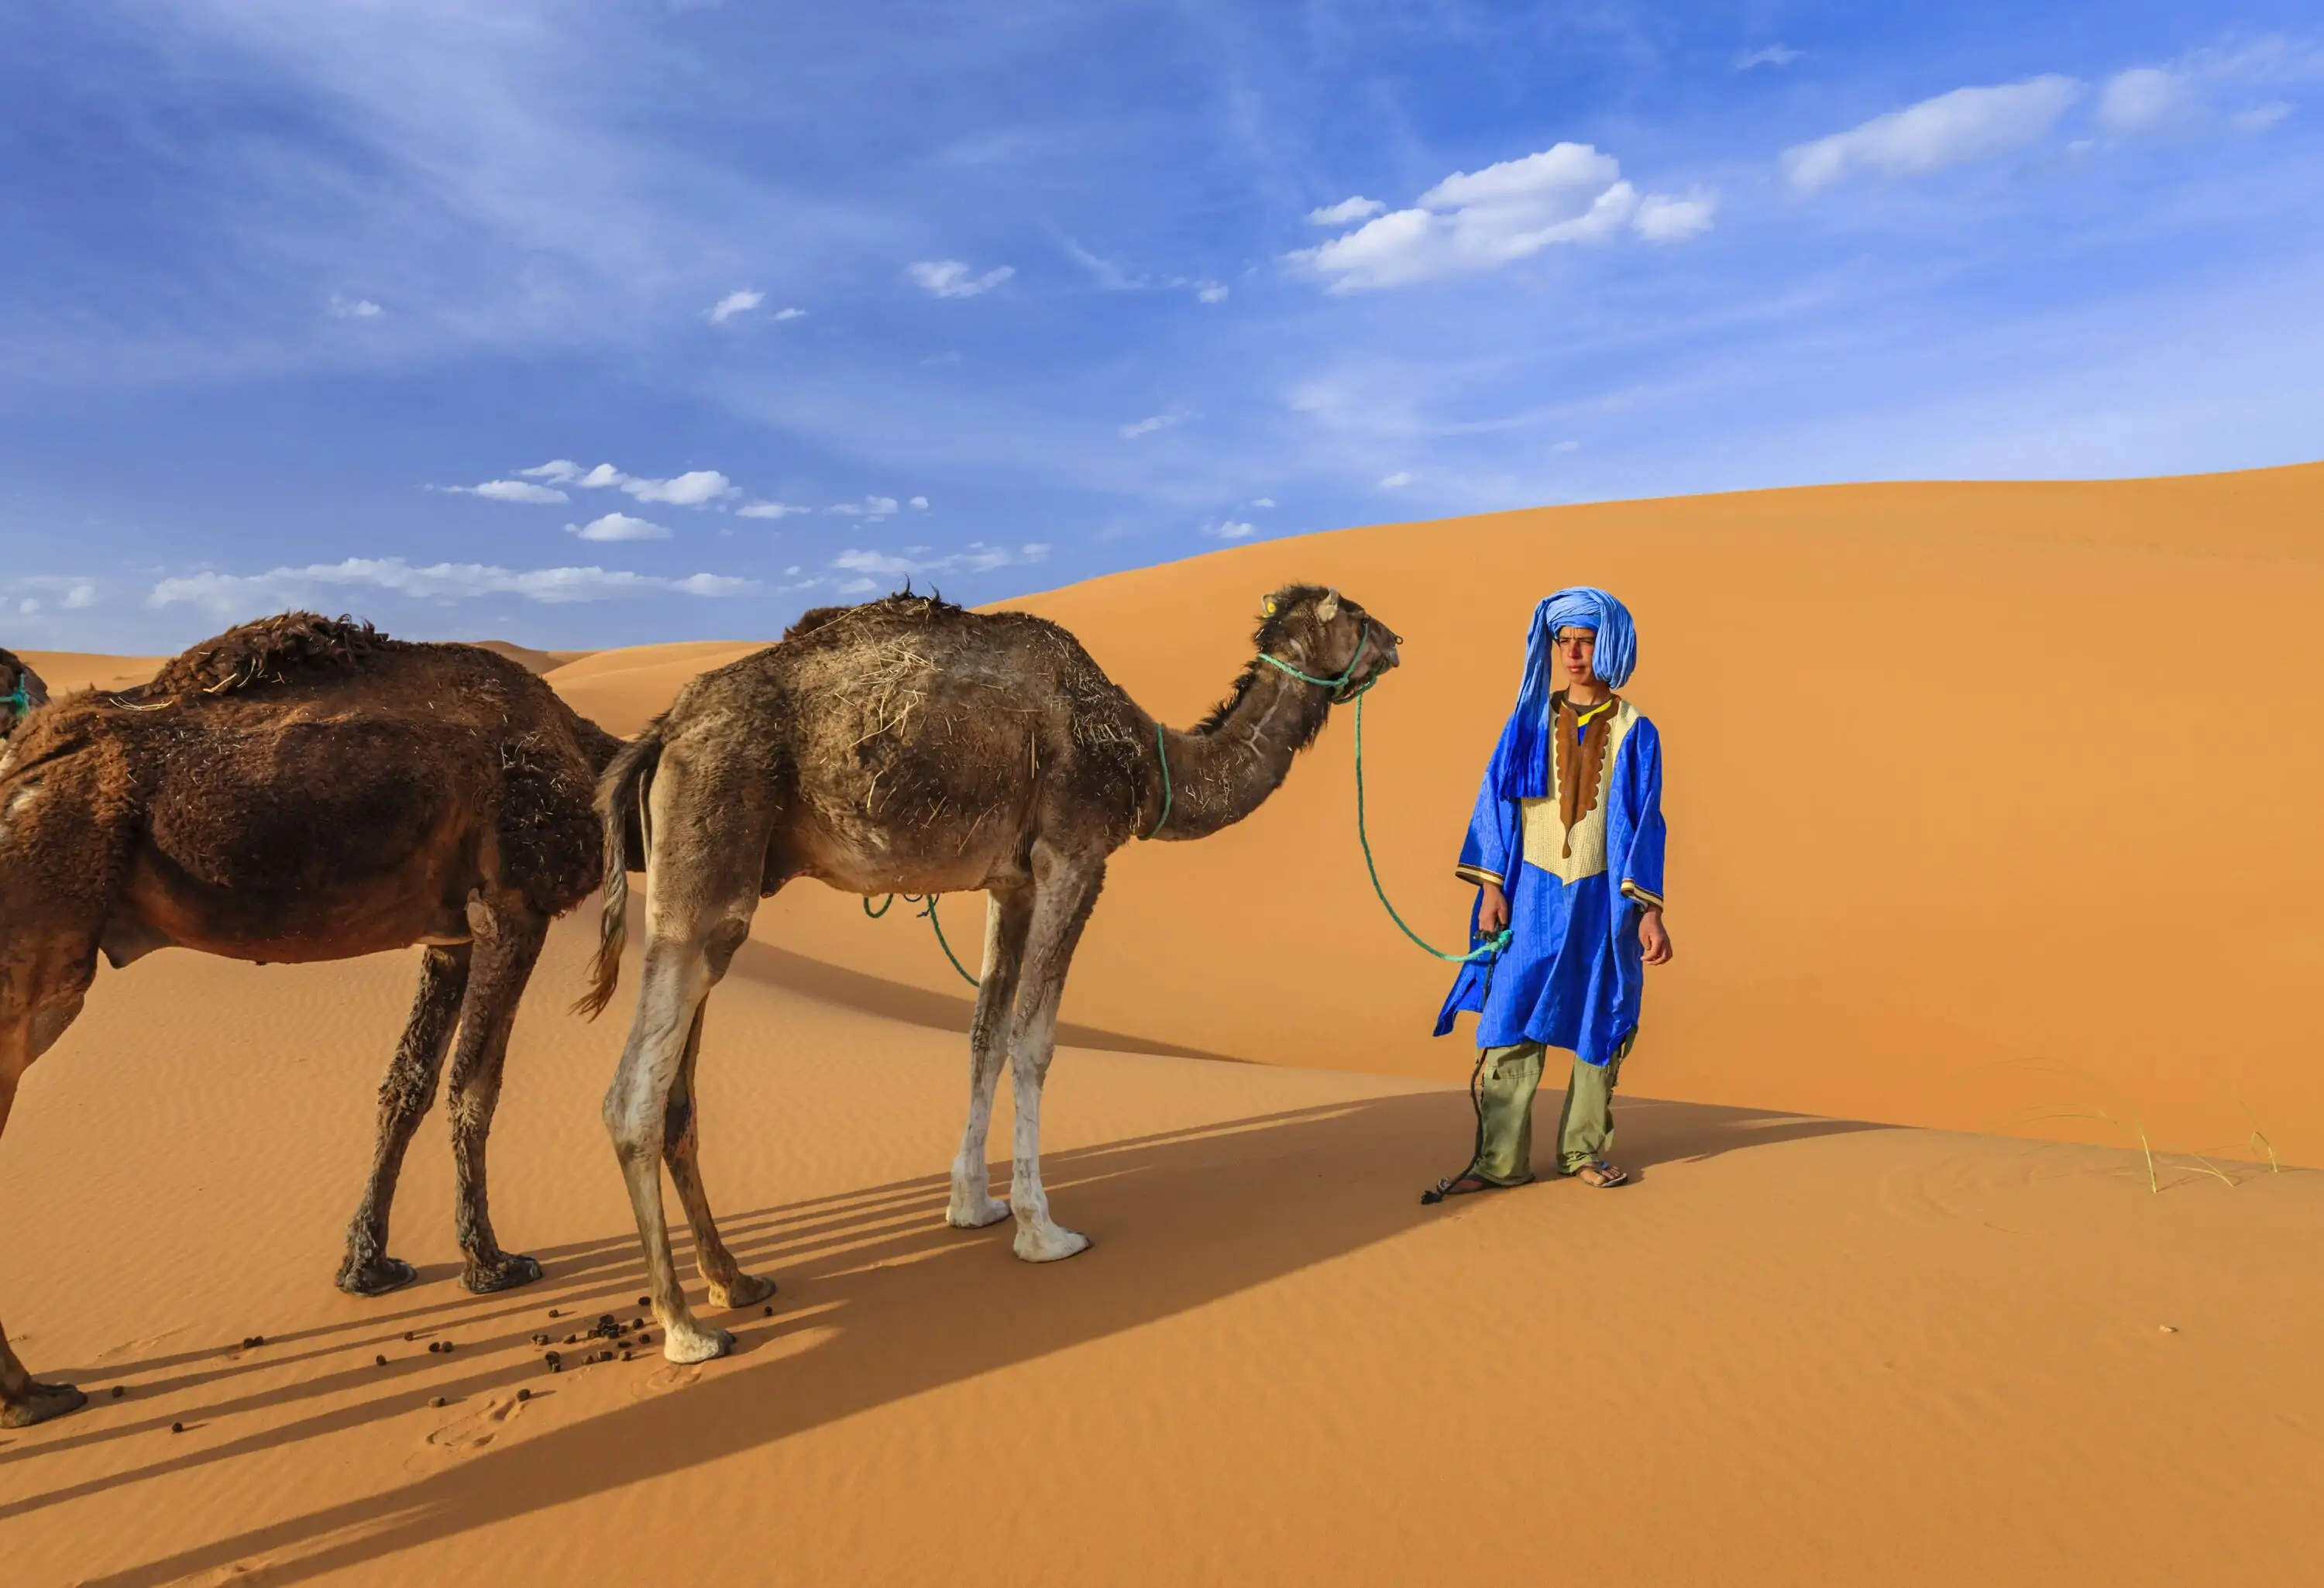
[579,583,1398,1363]
[2,646,48,737]
[0,614,625,1428]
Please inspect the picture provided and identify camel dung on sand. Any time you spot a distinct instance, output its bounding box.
[0,612,630,1429]
[580,583,1400,1366]
[1,647,47,737]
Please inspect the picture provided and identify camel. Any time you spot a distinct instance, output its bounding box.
[1,647,47,736]
[0,614,626,1428]
[579,583,1399,1363]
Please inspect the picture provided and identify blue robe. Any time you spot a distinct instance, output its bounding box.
[1435,698,1666,1065]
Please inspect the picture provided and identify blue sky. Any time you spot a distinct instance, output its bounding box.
[2,2,2320,651]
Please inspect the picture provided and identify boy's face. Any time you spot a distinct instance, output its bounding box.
[1553,626,1599,686]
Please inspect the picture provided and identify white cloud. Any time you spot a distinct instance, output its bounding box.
[1205,520,1257,540]
[445,478,569,504]
[737,500,810,519]
[4,574,101,614]
[1197,284,1229,303]
[514,459,732,506]
[1296,144,1696,291]
[907,260,1016,298]
[1377,470,1415,490]
[2099,43,2314,139]
[1735,45,1802,70]
[909,495,930,509]
[1308,196,1387,226]
[1250,497,1276,508]
[567,511,671,541]
[2099,67,2190,136]
[828,496,900,518]
[835,576,878,596]
[621,469,734,506]
[708,288,764,323]
[150,558,756,615]
[1783,76,2082,191]
[773,306,807,321]
[328,294,383,318]
[830,542,1049,583]
[1634,192,1718,242]
[1119,412,1188,439]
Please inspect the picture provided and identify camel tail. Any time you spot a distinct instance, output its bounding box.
[574,717,664,1019]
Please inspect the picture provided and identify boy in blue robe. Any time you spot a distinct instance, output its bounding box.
[1425,587,1672,1200]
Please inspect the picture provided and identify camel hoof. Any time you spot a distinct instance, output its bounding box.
[946,1197,1012,1229]
[338,1255,420,1298]
[662,1325,733,1365]
[2,1379,88,1428]
[1012,1225,1092,1263]
[706,1273,777,1310]
[462,1253,545,1294]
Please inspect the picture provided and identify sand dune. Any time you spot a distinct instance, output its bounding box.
[4,466,2319,1583]
[562,464,2324,1167]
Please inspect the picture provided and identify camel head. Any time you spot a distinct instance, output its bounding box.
[1254,584,1401,700]
[1,646,47,737]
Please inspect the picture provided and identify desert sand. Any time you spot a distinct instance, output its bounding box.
[3,466,2319,1585]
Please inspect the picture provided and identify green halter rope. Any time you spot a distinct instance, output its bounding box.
[1252,619,1373,700]
[2,674,31,719]
[1351,686,1510,964]
[1255,620,1504,964]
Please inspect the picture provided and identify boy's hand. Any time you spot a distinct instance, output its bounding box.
[1478,880,1510,937]
[1640,908,1673,966]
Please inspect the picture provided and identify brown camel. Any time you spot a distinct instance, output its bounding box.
[2,646,48,737]
[0,613,624,1428]
[579,583,1398,1363]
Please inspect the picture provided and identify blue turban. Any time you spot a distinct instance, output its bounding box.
[1492,586,1638,801]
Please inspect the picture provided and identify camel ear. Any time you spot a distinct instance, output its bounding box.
[1262,595,1280,618]
[1317,589,1339,624]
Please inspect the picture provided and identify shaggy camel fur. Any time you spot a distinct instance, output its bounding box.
[1,647,47,737]
[580,583,1399,1363]
[0,614,624,1428]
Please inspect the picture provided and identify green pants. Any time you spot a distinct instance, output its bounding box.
[1466,1038,1628,1186]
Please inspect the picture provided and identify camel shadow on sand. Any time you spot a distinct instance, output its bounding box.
[19,1087,1876,1585]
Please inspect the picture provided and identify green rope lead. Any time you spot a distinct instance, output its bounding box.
[920,894,982,987]
[1142,719,1173,839]
[863,892,980,985]
[1351,686,1511,966]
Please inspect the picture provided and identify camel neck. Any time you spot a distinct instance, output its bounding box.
[1147,660,1333,840]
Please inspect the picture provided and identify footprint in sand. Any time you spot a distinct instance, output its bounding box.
[411,1393,528,1466]
[631,1363,703,1401]
[96,1325,194,1362]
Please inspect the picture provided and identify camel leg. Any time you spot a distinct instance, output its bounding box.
[604,761,768,1365]
[662,1002,774,1308]
[947,886,1034,1229]
[337,944,470,1295]
[445,898,549,1294]
[0,942,97,1428]
[1005,852,1105,1263]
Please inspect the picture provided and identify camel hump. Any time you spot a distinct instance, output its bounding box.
[138,611,398,700]
[782,588,968,644]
